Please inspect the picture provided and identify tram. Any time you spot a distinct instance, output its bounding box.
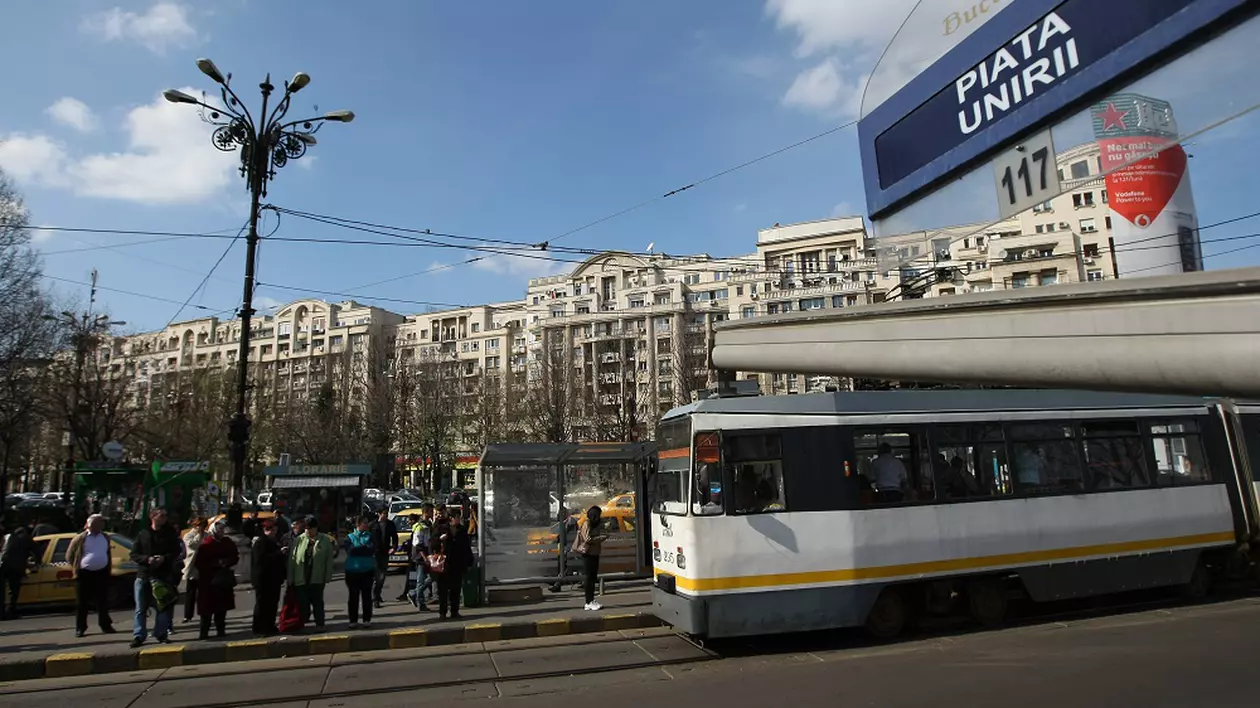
[648,389,1260,639]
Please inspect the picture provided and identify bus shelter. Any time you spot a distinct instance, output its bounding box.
[476,442,657,592]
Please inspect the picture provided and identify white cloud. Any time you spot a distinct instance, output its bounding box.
[0,89,239,206]
[782,58,865,118]
[296,155,318,171]
[765,0,916,58]
[0,134,71,186]
[81,2,198,54]
[831,201,855,217]
[253,295,282,312]
[47,97,99,133]
[472,252,568,280]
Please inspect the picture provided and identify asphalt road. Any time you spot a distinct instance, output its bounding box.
[3,595,1258,707]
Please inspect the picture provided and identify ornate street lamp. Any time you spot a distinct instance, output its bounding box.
[165,59,353,503]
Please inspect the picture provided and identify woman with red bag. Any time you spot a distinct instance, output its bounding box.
[194,520,240,640]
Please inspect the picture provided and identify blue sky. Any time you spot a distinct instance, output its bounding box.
[2,1,1257,333]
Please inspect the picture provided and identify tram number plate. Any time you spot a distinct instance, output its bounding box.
[992,128,1060,220]
[661,551,675,565]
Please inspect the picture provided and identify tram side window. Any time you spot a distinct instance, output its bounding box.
[724,434,787,514]
[854,430,931,504]
[1149,421,1211,485]
[932,424,1012,499]
[1009,423,1084,495]
[1080,420,1150,490]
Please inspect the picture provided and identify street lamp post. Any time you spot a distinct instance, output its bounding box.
[165,59,353,503]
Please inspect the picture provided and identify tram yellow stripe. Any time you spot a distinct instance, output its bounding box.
[659,531,1235,593]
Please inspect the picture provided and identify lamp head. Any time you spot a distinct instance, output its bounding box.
[323,109,355,123]
[289,72,311,93]
[163,89,199,105]
[196,58,227,85]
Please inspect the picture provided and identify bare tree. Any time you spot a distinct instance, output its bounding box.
[672,316,712,404]
[522,342,579,444]
[132,367,235,464]
[402,348,461,494]
[43,325,139,471]
[0,171,58,505]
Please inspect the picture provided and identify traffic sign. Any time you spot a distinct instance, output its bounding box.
[101,441,124,461]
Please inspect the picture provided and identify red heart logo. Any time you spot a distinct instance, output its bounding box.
[1098,138,1187,228]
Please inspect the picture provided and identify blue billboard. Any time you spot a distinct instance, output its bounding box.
[859,0,1255,220]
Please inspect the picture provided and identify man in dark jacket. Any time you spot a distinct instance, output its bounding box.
[129,508,182,647]
[369,510,398,608]
[0,521,35,620]
[250,519,286,636]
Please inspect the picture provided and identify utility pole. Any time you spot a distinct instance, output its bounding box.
[165,59,353,503]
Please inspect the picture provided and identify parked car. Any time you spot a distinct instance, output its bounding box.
[17,532,138,609]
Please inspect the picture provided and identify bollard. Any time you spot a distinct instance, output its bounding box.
[599,577,605,596]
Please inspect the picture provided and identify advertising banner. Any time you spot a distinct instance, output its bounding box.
[1091,93,1201,276]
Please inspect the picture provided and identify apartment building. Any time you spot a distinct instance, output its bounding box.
[524,251,748,425]
[109,299,404,419]
[392,301,527,397]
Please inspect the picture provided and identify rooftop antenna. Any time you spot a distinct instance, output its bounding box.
[645,242,655,254]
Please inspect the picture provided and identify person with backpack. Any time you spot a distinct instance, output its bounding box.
[129,508,182,647]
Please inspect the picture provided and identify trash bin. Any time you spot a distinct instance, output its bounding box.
[462,563,484,608]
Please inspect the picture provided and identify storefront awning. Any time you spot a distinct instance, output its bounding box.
[270,475,362,489]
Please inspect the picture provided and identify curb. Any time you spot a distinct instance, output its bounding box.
[0,612,664,682]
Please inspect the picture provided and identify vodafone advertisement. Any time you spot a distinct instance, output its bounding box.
[1091,94,1202,277]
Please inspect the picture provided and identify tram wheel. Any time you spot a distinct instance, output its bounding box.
[966,578,1008,627]
[865,588,908,640]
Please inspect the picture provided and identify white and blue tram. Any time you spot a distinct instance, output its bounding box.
[648,389,1260,639]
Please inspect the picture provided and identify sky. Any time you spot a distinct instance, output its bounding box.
[1,1,1257,333]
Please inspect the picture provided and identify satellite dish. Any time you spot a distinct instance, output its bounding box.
[645,242,655,253]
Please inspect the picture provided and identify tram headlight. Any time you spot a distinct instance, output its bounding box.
[653,547,662,562]
[676,553,686,570]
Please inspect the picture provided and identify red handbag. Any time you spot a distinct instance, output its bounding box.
[278,585,303,633]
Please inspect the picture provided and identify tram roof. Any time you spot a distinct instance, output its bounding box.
[662,389,1216,420]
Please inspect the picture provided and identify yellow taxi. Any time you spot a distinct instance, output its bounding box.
[526,506,640,575]
[180,511,291,538]
[602,492,636,512]
[389,508,429,570]
[17,532,139,609]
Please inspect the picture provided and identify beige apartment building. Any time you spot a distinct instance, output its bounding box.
[100,141,1138,451]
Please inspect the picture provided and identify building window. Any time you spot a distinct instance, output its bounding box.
[1074,193,1084,206]
[1101,189,1109,203]
[1039,269,1058,286]
[1083,192,1095,206]
[1105,216,1113,230]
[684,273,701,285]
[278,322,292,336]
[1087,270,1105,281]
[832,296,844,308]
[1083,243,1100,258]
[488,338,500,350]
[827,255,837,272]
[1011,273,1029,288]
[741,306,755,318]
[551,307,565,318]
[799,297,825,310]
[1080,217,1097,233]
[1035,224,1045,233]
[767,303,779,315]
[486,356,500,369]
[1069,160,1090,179]
[471,323,480,333]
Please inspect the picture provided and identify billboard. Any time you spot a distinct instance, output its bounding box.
[1091,94,1202,275]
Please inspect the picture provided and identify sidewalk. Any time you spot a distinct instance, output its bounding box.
[0,582,657,681]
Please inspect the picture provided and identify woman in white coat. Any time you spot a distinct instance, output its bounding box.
[181,517,207,624]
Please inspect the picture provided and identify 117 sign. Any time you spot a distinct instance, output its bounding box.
[992,128,1061,220]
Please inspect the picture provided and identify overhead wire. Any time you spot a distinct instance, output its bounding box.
[40,273,231,314]
[165,220,249,327]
